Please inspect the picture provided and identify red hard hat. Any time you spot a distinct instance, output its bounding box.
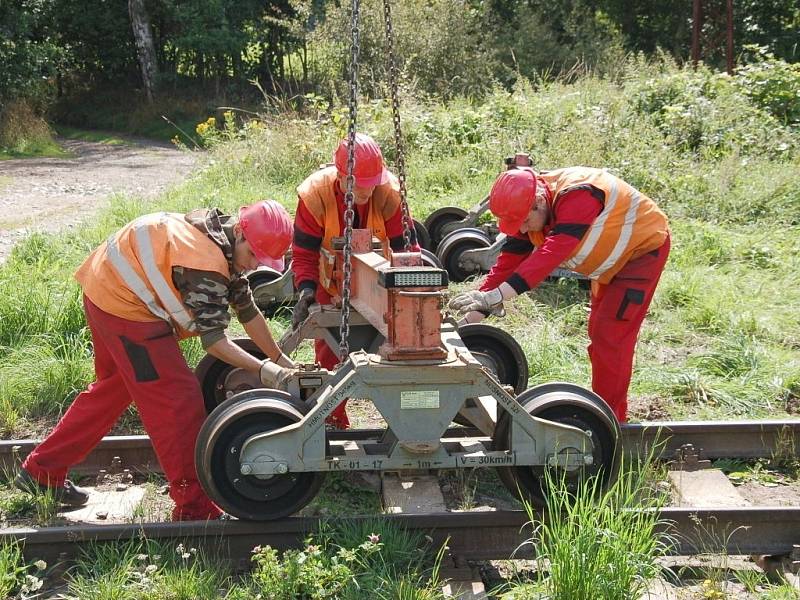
[489,168,537,235]
[238,200,292,271]
[334,133,390,187]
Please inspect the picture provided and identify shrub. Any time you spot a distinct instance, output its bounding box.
[736,45,800,127]
[0,100,61,157]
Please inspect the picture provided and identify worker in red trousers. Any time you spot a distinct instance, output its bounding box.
[17,200,296,520]
[450,166,670,422]
[291,133,419,429]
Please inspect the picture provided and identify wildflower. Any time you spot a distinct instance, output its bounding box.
[145,564,158,574]
[367,533,381,544]
[176,543,185,554]
[136,554,148,562]
[21,575,43,593]
[252,545,262,553]
[34,559,47,571]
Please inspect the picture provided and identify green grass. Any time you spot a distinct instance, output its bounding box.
[0,54,799,437]
[304,472,383,517]
[60,521,445,599]
[498,457,670,600]
[55,125,131,146]
[0,138,70,160]
[0,541,26,599]
[0,540,47,598]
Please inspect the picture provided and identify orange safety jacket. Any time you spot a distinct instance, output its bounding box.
[296,166,401,295]
[531,167,669,284]
[75,212,230,338]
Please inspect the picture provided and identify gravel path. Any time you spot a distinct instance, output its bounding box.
[0,136,198,263]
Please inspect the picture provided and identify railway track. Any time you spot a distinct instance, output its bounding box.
[2,507,799,565]
[3,420,798,568]
[2,420,798,476]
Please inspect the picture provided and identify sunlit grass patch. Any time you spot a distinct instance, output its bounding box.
[67,539,232,600]
[497,457,671,600]
[304,472,383,517]
[54,126,131,146]
[62,521,446,599]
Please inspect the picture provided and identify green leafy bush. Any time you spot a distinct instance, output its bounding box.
[736,46,800,127]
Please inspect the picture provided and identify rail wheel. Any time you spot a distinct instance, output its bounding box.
[424,206,469,250]
[420,248,444,269]
[413,218,432,251]
[247,267,292,316]
[195,391,324,521]
[492,383,619,506]
[195,338,263,414]
[459,323,528,394]
[436,228,491,282]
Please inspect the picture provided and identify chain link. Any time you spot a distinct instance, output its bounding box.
[339,0,360,362]
[383,0,413,251]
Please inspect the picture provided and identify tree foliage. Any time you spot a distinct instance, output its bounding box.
[0,0,797,113]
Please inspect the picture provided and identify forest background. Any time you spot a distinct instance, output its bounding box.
[1,0,798,148]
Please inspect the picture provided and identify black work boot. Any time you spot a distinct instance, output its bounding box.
[14,469,90,507]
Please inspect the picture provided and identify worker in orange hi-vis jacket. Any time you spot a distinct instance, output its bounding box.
[18,200,296,520]
[291,133,419,429]
[450,167,670,423]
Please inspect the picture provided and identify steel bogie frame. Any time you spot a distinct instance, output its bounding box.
[198,227,618,519]
[233,328,595,478]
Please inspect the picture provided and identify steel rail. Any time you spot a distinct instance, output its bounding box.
[2,420,798,475]
[3,507,800,565]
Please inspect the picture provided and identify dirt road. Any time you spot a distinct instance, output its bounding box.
[0,137,198,263]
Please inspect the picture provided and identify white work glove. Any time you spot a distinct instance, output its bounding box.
[457,306,505,326]
[259,359,295,390]
[449,287,504,315]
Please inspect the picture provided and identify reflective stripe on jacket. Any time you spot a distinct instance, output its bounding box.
[533,167,669,284]
[75,212,230,338]
[296,166,401,295]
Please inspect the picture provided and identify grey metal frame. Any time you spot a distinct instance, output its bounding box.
[233,323,594,477]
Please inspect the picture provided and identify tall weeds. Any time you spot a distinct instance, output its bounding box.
[507,458,671,599]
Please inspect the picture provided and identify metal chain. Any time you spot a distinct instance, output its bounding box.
[382,0,413,252]
[339,0,360,362]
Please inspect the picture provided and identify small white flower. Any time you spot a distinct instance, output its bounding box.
[136,554,148,562]
[22,575,43,592]
[145,564,158,574]
[181,552,191,559]
[34,559,47,571]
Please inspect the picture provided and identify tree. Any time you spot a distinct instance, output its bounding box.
[129,0,158,102]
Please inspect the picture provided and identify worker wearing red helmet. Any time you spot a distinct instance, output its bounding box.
[291,133,419,429]
[17,201,296,520]
[450,167,670,422]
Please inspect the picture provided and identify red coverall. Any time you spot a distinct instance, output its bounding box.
[292,180,418,428]
[481,188,670,422]
[22,296,221,520]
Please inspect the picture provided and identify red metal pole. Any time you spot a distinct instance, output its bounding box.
[692,0,702,66]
